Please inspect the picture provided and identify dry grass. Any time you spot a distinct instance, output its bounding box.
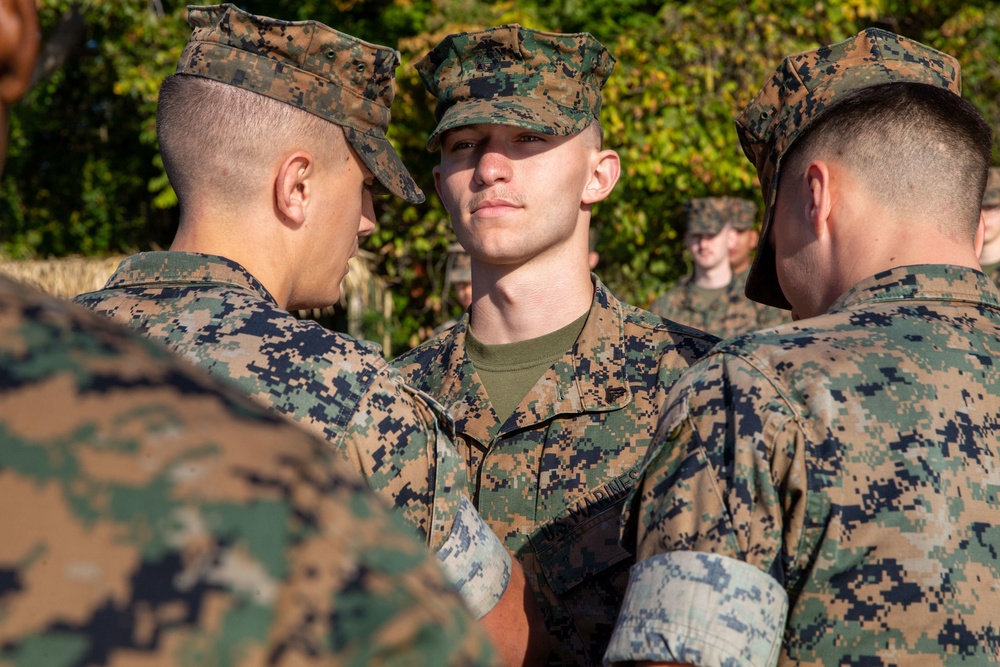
[0,256,126,299]
[0,252,391,348]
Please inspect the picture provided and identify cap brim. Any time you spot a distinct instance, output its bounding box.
[427,97,589,150]
[343,127,424,204]
[744,172,792,310]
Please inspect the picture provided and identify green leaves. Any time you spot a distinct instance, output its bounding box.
[4,0,998,351]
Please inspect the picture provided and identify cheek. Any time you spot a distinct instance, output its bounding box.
[985,211,1000,238]
[434,169,466,213]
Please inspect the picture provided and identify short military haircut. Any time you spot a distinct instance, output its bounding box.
[157,75,346,208]
[780,82,992,240]
[583,119,604,151]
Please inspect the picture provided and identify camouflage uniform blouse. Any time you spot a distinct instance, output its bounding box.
[0,275,498,666]
[980,260,1000,288]
[650,272,787,339]
[392,277,718,666]
[74,252,509,617]
[607,265,1000,666]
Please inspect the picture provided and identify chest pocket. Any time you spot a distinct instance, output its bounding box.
[529,489,634,596]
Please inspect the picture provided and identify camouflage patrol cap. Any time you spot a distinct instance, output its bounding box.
[176,3,423,204]
[984,167,1000,209]
[736,28,962,309]
[416,24,615,150]
[685,197,757,236]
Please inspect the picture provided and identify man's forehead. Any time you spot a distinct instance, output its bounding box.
[686,225,731,239]
[441,123,550,138]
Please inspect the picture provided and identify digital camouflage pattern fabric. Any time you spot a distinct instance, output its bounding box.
[393,278,718,666]
[650,272,786,340]
[73,251,510,618]
[735,28,962,309]
[0,275,499,667]
[684,196,757,236]
[607,265,1000,666]
[416,24,615,150]
[177,3,423,203]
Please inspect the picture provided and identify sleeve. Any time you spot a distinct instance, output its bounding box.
[339,364,511,618]
[606,353,808,666]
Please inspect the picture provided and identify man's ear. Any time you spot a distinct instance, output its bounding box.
[805,160,833,240]
[0,0,40,104]
[274,151,313,227]
[582,149,620,205]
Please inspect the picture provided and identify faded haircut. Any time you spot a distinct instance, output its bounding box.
[780,82,992,241]
[583,119,603,151]
[157,75,346,208]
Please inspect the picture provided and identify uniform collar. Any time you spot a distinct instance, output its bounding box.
[828,264,1000,313]
[104,251,277,305]
[441,275,632,443]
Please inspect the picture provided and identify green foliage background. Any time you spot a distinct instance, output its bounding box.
[4,0,999,353]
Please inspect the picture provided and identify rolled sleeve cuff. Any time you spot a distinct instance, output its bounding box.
[604,551,787,667]
[435,496,511,619]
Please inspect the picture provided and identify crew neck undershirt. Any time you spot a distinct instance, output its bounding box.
[466,310,590,424]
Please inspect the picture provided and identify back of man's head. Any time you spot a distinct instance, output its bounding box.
[157,4,423,212]
[157,76,343,210]
[781,82,992,240]
[737,28,991,309]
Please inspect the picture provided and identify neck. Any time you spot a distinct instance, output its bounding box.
[469,257,594,344]
[693,261,732,289]
[819,218,982,317]
[171,208,294,309]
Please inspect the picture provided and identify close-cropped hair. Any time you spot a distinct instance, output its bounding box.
[584,119,603,151]
[157,75,345,206]
[780,82,993,240]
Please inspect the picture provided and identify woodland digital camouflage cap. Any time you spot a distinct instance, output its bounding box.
[416,24,615,150]
[685,197,757,236]
[736,28,962,309]
[984,167,1000,208]
[176,3,423,203]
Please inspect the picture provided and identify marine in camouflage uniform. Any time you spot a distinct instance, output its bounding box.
[0,4,496,662]
[977,167,1000,284]
[607,29,1000,665]
[73,4,511,622]
[393,25,718,666]
[651,197,786,338]
[1,275,499,667]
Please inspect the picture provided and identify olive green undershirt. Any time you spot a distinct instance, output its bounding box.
[688,282,727,322]
[466,310,590,424]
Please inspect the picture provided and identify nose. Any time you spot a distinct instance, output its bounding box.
[473,140,513,186]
